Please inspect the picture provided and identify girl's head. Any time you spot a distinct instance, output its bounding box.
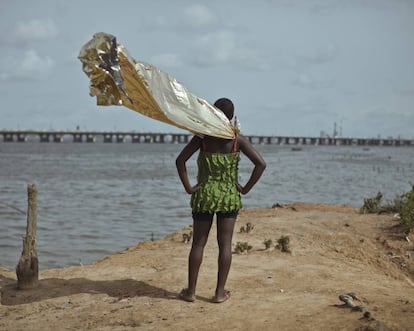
[214,98,234,120]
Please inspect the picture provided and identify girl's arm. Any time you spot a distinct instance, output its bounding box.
[236,135,266,195]
[176,136,202,194]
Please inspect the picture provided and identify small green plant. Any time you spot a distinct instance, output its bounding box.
[398,184,414,233]
[234,241,253,254]
[239,222,254,233]
[360,191,383,214]
[360,184,414,234]
[182,231,193,243]
[263,239,273,250]
[276,235,290,252]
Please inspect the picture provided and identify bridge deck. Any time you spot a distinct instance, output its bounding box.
[1,130,413,146]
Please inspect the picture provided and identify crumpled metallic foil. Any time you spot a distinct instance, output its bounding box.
[78,32,238,139]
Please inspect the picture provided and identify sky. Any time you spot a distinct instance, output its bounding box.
[0,0,413,138]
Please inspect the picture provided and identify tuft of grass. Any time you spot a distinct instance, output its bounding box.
[360,191,383,214]
[263,239,273,250]
[276,235,290,252]
[360,184,414,234]
[234,241,253,254]
[182,231,193,243]
[396,184,414,234]
[239,222,255,233]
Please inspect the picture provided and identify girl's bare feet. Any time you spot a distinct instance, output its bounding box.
[212,290,230,303]
[178,288,195,302]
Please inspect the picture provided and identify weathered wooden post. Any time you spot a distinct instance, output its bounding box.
[16,183,39,289]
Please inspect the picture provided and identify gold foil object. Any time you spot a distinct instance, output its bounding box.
[78,32,238,138]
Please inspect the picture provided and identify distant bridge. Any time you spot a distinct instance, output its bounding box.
[1,130,413,146]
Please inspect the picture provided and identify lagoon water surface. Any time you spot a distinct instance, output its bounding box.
[1,142,413,269]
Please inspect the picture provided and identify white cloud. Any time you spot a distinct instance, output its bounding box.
[358,108,414,138]
[246,98,339,136]
[392,84,414,97]
[310,44,338,64]
[298,43,339,66]
[295,73,314,88]
[150,53,183,69]
[1,19,58,47]
[310,2,339,15]
[137,4,217,31]
[194,30,235,64]
[1,49,54,80]
[293,72,334,89]
[15,19,58,41]
[183,4,217,27]
[189,30,269,70]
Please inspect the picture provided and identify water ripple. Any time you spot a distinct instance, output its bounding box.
[1,143,413,269]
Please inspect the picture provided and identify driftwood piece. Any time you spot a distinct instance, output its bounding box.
[16,183,39,289]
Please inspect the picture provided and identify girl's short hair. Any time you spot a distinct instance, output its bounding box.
[214,98,234,120]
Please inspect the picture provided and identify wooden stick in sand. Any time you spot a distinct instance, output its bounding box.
[16,183,39,289]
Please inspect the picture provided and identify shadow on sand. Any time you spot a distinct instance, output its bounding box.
[0,275,176,306]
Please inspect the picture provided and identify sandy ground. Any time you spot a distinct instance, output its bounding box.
[1,203,414,331]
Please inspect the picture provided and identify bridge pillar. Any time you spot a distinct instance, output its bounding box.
[103,134,113,143]
[85,134,96,143]
[157,134,165,143]
[131,134,141,143]
[3,133,14,142]
[176,134,188,144]
[116,134,125,143]
[73,134,83,143]
[171,134,189,144]
[39,133,50,142]
[17,134,27,142]
[53,134,63,143]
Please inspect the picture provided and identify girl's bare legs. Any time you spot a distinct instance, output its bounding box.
[187,219,213,297]
[215,217,236,299]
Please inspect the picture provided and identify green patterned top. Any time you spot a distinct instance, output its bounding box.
[191,151,242,213]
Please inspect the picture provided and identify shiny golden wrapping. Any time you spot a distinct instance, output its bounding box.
[78,32,238,139]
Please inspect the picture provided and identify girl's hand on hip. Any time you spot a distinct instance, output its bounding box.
[186,184,200,195]
[236,183,248,195]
